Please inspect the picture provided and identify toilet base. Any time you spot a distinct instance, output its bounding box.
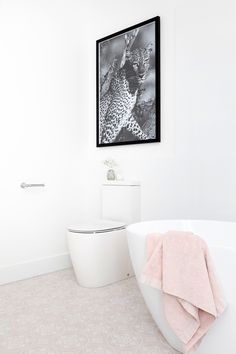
[67,228,134,288]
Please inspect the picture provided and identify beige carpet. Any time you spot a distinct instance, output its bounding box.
[0,269,178,354]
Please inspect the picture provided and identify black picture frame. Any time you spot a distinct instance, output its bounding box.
[96,16,160,147]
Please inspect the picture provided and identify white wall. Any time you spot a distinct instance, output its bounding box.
[84,0,236,222]
[0,0,89,283]
[175,0,236,220]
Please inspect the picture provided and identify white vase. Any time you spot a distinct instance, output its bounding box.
[107,169,116,181]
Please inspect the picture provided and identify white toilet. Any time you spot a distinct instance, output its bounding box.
[67,181,140,287]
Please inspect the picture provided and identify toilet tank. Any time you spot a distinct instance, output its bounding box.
[102,181,140,224]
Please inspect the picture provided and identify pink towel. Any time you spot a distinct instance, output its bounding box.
[140,231,227,354]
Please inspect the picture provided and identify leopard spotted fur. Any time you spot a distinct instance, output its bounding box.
[99,46,151,144]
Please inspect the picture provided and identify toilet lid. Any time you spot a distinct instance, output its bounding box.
[68,219,126,234]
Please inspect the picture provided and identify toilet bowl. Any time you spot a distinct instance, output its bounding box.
[68,220,133,287]
[67,181,140,288]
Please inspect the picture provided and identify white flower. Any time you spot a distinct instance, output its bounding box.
[103,158,118,169]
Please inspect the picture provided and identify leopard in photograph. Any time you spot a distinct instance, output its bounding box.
[100,45,152,144]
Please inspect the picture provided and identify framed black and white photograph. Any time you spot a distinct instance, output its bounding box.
[96,16,160,147]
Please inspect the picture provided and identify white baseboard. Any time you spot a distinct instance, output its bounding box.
[0,253,72,285]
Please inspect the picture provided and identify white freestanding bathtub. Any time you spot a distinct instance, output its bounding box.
[127,220,236,354]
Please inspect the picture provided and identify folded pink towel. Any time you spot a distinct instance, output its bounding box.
[140,231,227,354]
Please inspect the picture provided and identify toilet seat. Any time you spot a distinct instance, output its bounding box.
[68,219,126,234]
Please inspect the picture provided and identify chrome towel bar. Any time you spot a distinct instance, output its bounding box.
[20,182,45,189]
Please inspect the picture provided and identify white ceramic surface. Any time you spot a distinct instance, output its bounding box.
[102,183,141,224]
[67,183,140,287]
[127,219,236,354]
[68,228,133,287]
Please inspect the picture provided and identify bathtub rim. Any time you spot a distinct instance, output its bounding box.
[127,218,236,250]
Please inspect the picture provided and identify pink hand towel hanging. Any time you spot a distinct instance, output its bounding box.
[140,231,227,354]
